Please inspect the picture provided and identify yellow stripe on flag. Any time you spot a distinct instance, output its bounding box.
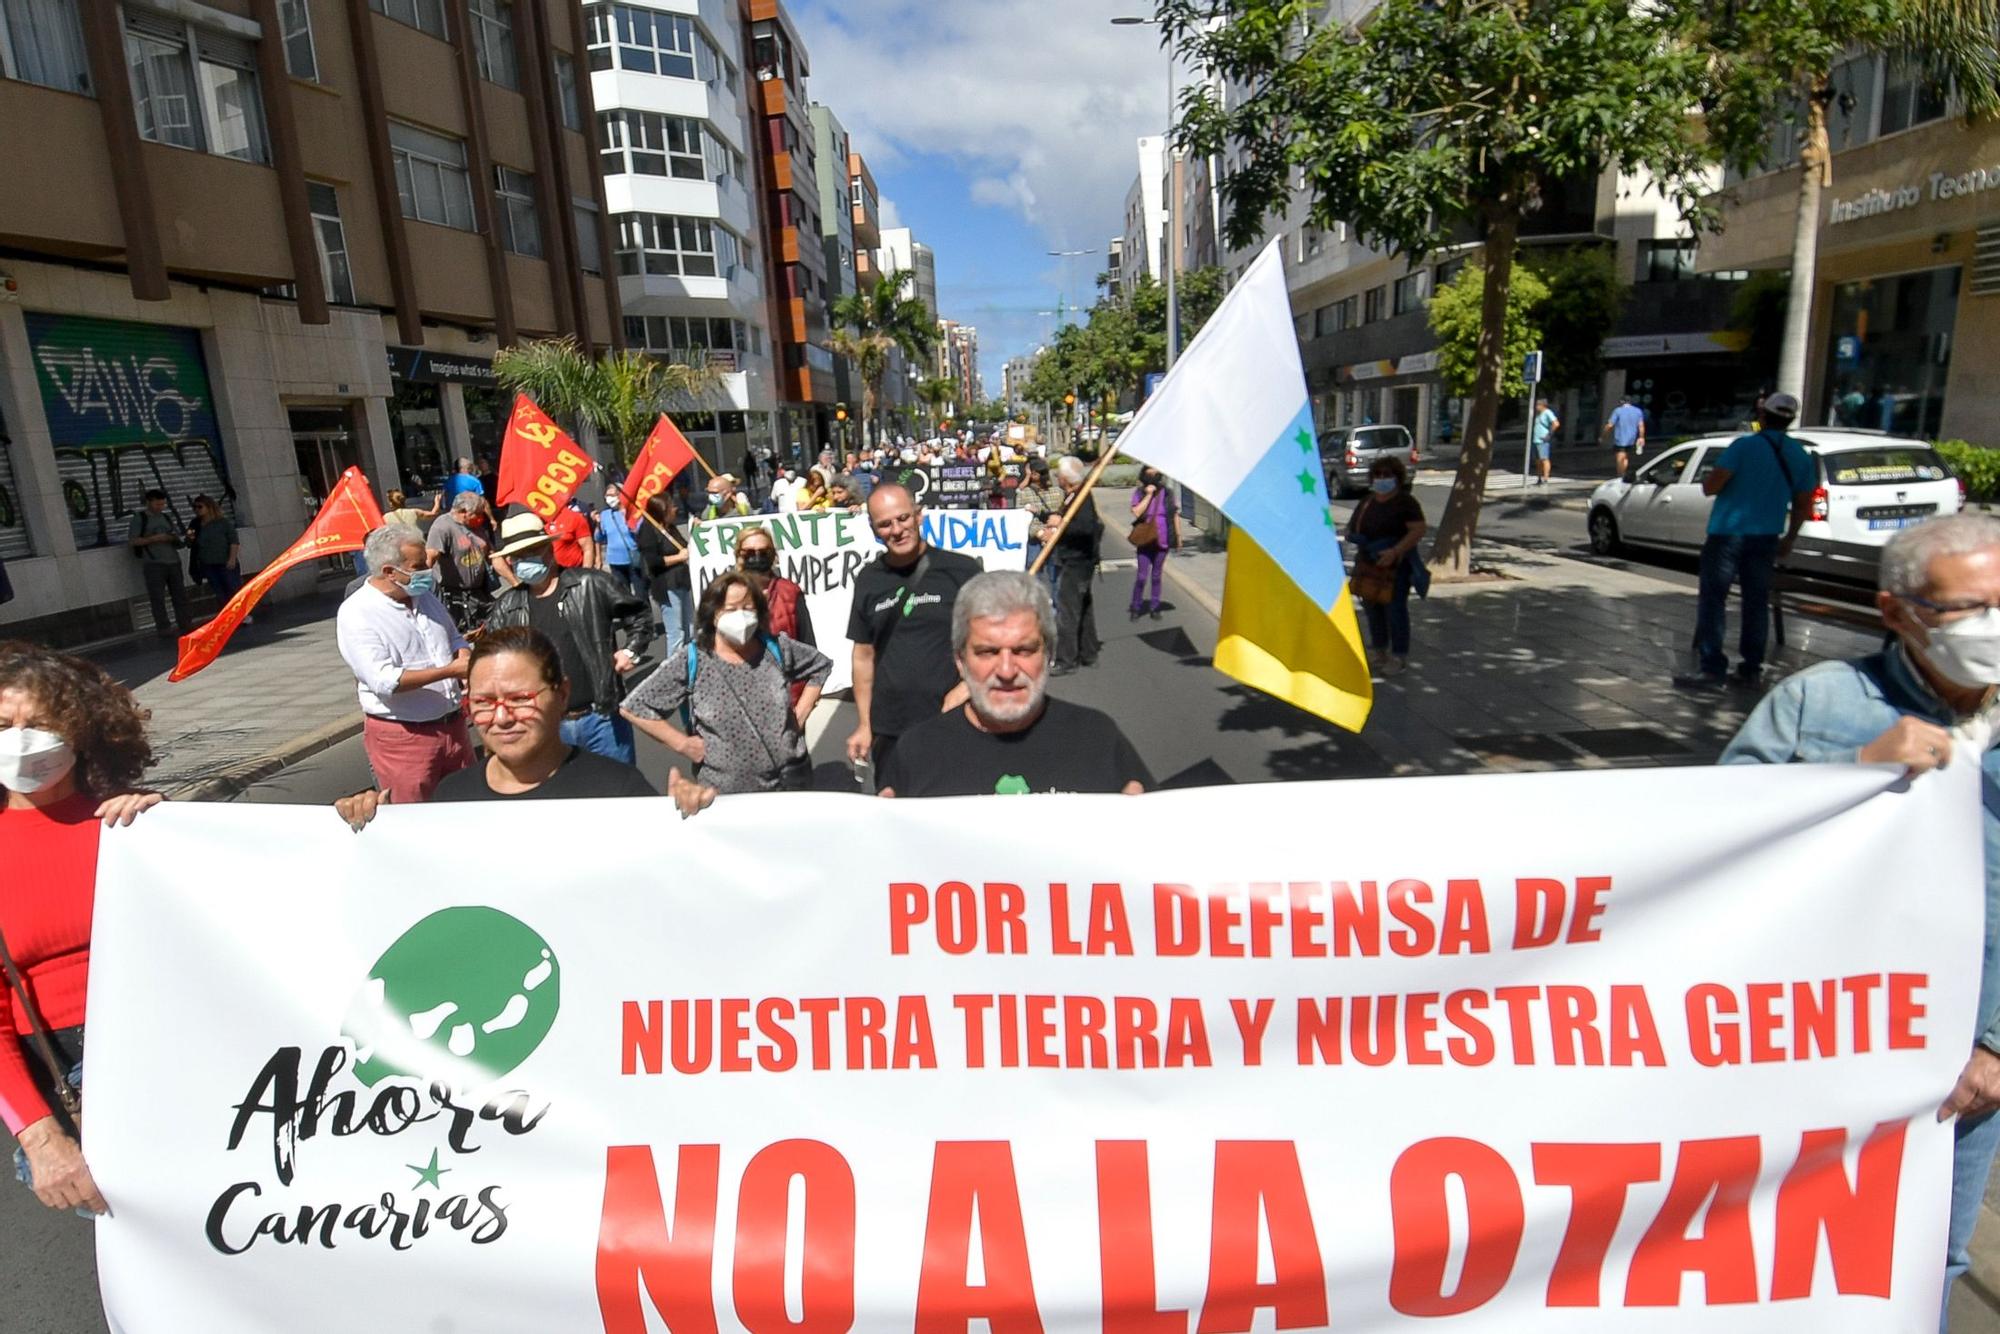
[1213,526,1375,733]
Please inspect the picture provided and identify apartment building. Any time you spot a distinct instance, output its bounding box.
[1700,54,2000,441]
[1121,135,1165,298]
[876,226,935,317]
[807,102,855,417]
[0,0,619,643]
[1002,353,1033,415]
[587,0,779,474]
[746,0,833,456]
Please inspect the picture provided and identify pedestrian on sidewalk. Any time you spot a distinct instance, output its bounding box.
[335,627,715,824]
[1531,398,1559,485]
[185,495,242,609]
[1128,466,1178,621]
[486,513,652,765]
[623,572,831,794]
[336,524,474,804]
[635,495,692,658]
[1718,513,2000,1325]
[1604,395,1647,477]
[0,642,162,1219]
[126,490,190,640]
[1674,391,1814,690]
[425,493,495,634]
[1345,456,1430,676]
[1047,456,1103,675]
[596,485,647,600]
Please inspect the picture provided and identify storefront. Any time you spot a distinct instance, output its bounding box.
[1821,266,1960,438]
[384,346,499,491]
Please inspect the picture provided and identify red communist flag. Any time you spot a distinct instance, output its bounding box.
[619,414,699,531]
[169,467,384,682]
[496,393,595,517]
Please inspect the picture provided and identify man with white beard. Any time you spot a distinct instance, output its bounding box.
[876,571,1151,797]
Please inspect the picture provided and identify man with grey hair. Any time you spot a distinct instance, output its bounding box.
[1044,455,1103,675]
[426,491,494,630]
[877,571,1149,797]
[335,523,473,803]
[1722,511,2000,1319]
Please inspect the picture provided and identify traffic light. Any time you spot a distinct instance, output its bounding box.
[1063,393,1075,405]
[835,403,848,421]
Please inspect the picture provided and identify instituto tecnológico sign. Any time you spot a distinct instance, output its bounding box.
[1829,164,2000,225]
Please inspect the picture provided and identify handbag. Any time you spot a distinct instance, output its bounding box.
[1129,519,1161,550]
[1350,560,1397,606]
[0,928,83,1125]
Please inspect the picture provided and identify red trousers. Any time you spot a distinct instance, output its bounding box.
[362,713,474,804]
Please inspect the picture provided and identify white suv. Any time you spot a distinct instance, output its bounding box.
[1585,429,1965,583]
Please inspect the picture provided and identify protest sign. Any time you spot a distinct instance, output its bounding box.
[686,507,1031,690]
[88,762,1980,1331]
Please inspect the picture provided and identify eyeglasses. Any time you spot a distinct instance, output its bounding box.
[467,688,552,723]
[1900,593,2000,622]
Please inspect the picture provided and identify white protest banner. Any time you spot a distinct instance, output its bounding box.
[685,507,1031,690]
[87,762,1980,1332]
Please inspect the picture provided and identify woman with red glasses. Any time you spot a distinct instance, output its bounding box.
[335,627,712,824]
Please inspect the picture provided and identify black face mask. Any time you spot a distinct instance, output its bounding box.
[740,550,775,574]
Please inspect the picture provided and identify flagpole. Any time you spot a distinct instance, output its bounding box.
[1026,447,1121,577]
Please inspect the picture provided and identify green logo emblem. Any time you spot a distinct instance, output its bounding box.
[994,774,1031,795]
[341,907,560,1087]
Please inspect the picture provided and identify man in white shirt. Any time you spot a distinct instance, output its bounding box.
[336,523,473,803]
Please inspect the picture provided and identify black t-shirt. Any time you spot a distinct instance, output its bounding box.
[1053,489,1102,563]
[880,698,1152,796]
[1349,492,1425,545]
[846,547,982,738]
[432,747,655,801]
[525,590,596,711]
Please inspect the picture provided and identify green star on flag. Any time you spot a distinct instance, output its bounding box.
[1295,469,1317,495]
[1295,428,1314,452]
[409,1149,451,1190]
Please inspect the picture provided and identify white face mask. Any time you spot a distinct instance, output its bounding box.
[716,608,760,646]
[1920,607,2000,688]
[0,726,76,794]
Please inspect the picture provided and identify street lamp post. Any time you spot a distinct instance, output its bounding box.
[1112,15,1178,369]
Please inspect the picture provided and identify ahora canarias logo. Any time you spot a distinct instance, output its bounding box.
[205,908,559,1257]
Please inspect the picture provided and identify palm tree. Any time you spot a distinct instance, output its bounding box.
[916,378,959,432]
[830,271,937,450]
[492,337,719,465]
[1708,3,2000,402]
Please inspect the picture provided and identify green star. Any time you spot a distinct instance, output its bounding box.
[1295,427,1314,452]
[1295,469,1317,495]
[1323,509,1335,528]
[409,1149,450,1191]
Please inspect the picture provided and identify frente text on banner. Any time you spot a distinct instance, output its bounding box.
[85,761,1981,1331]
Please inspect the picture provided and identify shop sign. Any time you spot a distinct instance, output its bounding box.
[386,346,497,385]
[1829,164,2000,225]
[1338,351,1439,383]
[1601,331,1747,358]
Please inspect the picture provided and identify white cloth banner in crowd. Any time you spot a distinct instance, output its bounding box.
[686,508,1031,691]
[87,760,1981,1332]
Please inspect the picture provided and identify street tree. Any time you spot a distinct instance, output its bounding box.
[916,377,960,431]
[1430,262,1547,401]
[1161,0,1714,574]
[1701,0,2000,402]
[492,337,717,465]
[1526,247,1627,397]
[830,271,937,451]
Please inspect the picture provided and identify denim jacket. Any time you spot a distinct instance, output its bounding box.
[1721,644,2000,1048]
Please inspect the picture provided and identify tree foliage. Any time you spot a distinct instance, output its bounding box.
[1429,263,1546,401]
[830,271,937,449]
[492,337,717,465]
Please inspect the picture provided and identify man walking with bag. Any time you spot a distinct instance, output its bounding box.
[1675,391,1815,690]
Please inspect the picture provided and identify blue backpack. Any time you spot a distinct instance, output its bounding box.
[681,636,782,730]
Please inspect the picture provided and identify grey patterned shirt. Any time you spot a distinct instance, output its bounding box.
[624,634,832,793]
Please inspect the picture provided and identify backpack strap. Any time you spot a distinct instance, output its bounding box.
[681,639,699,731]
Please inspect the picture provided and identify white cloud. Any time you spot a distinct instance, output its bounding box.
[877,193,904,231]
[794,0,1186,252]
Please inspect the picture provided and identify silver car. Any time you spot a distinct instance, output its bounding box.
[1321,424,1419,497]
[1585,429,1965,582]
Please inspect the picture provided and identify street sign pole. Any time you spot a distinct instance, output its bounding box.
[1520,350,1544,490]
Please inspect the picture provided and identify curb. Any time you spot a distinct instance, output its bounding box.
[166,712,365,802]
[1165,559,1223,622]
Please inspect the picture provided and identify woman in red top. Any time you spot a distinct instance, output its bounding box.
[1,643,159,1215]
[733,526,816,647]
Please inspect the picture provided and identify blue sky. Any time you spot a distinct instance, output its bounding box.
[788,0,1185,385]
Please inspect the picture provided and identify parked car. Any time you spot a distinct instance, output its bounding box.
[1584,429,1965,583]
[1321,424,1420,497]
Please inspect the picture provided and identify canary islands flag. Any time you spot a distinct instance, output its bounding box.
[1115,238,1373,730]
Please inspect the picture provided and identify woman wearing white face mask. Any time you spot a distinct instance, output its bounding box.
[621,573,832,794]
[0,642,162,1219]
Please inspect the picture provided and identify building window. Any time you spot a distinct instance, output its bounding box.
[124,13,270,163]
[1391,271,1426,316]
[1880,57,1949,136]
[1311,304,1334,338]
[589,4,696,78]
[625,314,746,359]
[275,0,314,79]
[1640,239,1696,282]
[1435,256,1468,289]
[614,212,720,276]
[368,0,445,40]
[572,198,601,273]
[553,51,580,130]
[0,0,92,93]
[389,119,476,230]
[467,0,514,87]
[597,109,705,179]
[301,181,354,303]
[494,165,541,256]
[1362,286,1385,323]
